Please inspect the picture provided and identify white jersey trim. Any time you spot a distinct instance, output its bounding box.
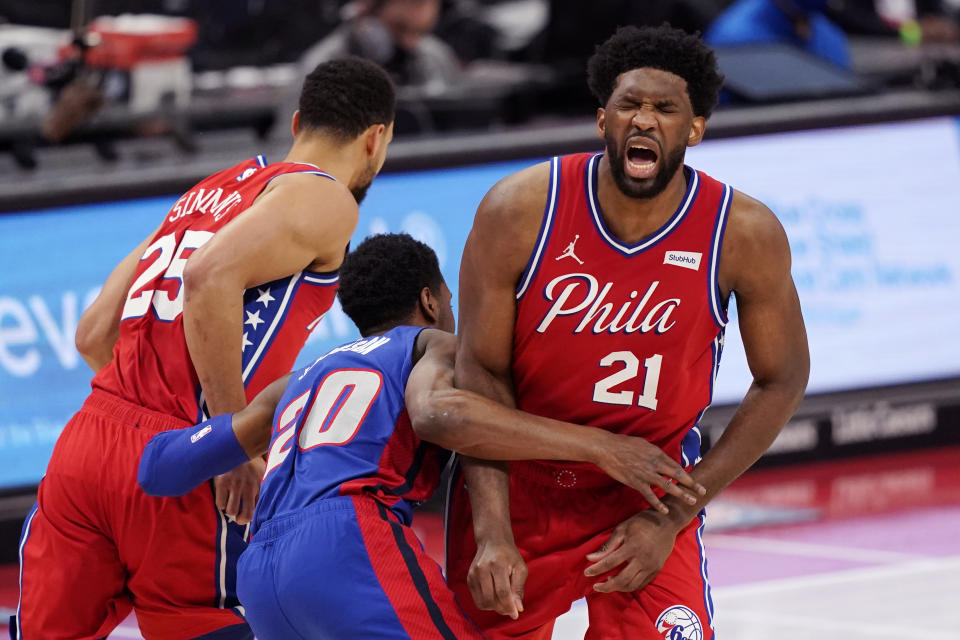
[709,184,733,327]
[587,154,699,255]
[516,157,560,300]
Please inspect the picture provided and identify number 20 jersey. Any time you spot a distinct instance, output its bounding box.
[512,153,732,482]
[254,326,451,534]
[92,156,342,424]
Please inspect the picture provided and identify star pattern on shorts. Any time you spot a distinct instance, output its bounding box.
[242,332,253,352]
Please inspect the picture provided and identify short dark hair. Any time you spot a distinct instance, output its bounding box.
[338,233,444,336]
[299,57,396,140]
[587,25,724,119]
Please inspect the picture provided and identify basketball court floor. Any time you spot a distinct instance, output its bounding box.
[1,446,956,639]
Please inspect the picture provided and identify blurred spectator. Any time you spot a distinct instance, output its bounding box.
[522,0,720,114]
[705,0,852,68]
[828,0,960,44]
[299,0,461,93]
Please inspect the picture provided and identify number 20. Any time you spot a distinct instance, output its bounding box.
[264,369,383,477]
[592,351,662,409]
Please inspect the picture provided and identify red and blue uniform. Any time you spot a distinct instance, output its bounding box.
[17,156,342,640]
[238,326,482,639]
[446,153,732,640]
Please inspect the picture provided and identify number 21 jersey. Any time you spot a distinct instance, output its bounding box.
[93,155,342,423]
[512,153,732,484]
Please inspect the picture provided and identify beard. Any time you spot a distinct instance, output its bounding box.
[350,165,377,205]
[351,180,372,205]
[605,131,686,200]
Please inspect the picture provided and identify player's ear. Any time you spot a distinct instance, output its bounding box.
[363,123,387,158]
[596,107,606,139]
[291,110,301,138]
[687,115,706,147]
[418,286,440,327]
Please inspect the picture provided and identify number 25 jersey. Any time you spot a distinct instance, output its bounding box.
[512,153,732,483]
[92,156,342,424]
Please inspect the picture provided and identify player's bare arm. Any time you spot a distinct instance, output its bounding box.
[408,330,705,501]
[182,173,358,523]
[455,162,550,619]
[75,225,160,371]
[584,191,810,593]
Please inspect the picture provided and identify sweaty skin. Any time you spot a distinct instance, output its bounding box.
[454,67,809,616]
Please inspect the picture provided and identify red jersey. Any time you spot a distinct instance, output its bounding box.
[93,155,343,423]
[512,153,731,484]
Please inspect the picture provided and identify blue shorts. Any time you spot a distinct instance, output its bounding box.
[237,495,483,639]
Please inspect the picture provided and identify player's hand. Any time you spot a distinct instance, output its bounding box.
[591,432,705,515]
[583,510,679,593]
[214,457,266,525]
[467,537,527,620]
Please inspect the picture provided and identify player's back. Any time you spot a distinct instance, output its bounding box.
[255,326,450,533]
[512,152,732,480]
[92,155,342,423]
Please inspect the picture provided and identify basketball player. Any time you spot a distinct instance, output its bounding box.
[135,233,705,639]
[447,25,810,639]
[16,58,395,640]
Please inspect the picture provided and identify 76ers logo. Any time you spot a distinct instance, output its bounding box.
[656,605,703,640]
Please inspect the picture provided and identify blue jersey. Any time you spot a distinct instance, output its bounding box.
[254,326,452,534]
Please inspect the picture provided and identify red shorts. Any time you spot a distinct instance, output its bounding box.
[445,461,715,640]
[17,390,248,640]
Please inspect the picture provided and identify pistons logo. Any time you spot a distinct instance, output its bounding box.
[656,605,703,640]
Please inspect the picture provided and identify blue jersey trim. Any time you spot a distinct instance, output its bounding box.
[265,168,336,186]
[516,157,560,300]
[242,273,303,383]
[695,510,716,634]
[709,184,733,328]
[586,154,700,256]
[255,154,267,168]
[15,502,39,640]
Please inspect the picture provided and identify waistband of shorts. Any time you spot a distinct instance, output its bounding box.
[81,390,193,433]
[251,495,396,542]
[509,460,619,490]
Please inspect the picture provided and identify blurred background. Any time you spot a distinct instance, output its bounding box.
[1,1,959,638]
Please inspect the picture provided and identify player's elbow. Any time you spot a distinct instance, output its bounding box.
[182,251,237,305]
[409,389,469,448]
[75,307,117,367]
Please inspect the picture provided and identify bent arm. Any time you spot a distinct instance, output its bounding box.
[76,227,159,371]
[656,193,810,531]
[182,174,357,417]
[453,164,552,542]
[138,374,288,496]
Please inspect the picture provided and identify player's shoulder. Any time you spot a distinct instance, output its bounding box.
[725,189,788,248]
[720,189,792,292]
[413,328,456,366]
[477,160,552,226]
[259,171,359,230]
[470,160,552,263]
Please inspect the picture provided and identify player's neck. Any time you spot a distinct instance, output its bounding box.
[595,157,689,245]
[283,136,360,186]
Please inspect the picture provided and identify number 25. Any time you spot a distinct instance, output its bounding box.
[592,351,662,409]
[121,230,214,321]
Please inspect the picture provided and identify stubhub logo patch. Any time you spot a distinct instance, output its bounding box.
[664,250,702,271]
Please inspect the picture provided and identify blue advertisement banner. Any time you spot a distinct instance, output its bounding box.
[3,117,959,488]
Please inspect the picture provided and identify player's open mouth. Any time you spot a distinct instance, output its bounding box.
[625,139,658,179]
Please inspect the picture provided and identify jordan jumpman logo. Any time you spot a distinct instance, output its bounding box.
[556,235,584,264]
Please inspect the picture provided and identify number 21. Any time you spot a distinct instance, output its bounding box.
[592,351,662,409]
